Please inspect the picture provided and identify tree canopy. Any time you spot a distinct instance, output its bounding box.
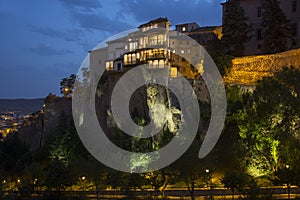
[261,0,292,54]
[222,0,253,56]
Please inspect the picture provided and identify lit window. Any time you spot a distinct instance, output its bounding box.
[157,35,164,45]
[149,35,157,46]
[132,54,136,64]
[181,50,185,54]
[105,61,113,71]
[124,54,128,65]
[182,27,186,32]
[170,67,177,78]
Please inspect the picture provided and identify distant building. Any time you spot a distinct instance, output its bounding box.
[175,22,200,32]
[222,0,300,55]
[186,26,222,47]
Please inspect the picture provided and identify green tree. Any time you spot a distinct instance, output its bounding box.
[261,0,292,54]
[60,74,76,97]
[238,67,300,180]
[222,0,253,56]
[44,158,75,191]
[206,39,234,76]
[222,171,249,200]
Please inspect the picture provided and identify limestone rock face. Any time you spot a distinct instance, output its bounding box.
[18,71,210,151]
[18,96,72,151]
[225,48,300,85]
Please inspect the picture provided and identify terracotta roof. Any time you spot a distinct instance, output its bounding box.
[138,17,169,28]
[189,26,220,33]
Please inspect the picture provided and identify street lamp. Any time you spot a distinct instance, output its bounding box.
[285,165,290,200]
[205,169,213,200]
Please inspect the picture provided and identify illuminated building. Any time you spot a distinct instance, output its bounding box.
[90,18,208,79]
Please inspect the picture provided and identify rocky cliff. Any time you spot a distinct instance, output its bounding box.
[18,71,210,151]
[18,95,72,151]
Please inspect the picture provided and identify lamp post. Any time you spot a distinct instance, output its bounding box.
[285,165,290,200]
[205,169,213,200]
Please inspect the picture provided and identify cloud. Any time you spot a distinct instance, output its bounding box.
[29,43,73,56]
[69,11,134,32]
[27,25,83,42]
[119,0,223,26]
[58,0,134,33]
[58,0,102,11]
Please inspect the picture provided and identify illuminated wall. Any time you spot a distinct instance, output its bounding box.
[224,48,300,86]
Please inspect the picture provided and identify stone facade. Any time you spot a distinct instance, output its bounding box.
[222,0,300,55]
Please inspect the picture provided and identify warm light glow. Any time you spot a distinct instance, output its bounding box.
[205,169,210,173]
[286,164,290,169]
[3,180,6,184]
[64,87,70,92]
[81,176,86,180]
[170,67,177,78]
[17,179,21,183]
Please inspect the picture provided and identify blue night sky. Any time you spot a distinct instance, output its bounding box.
[0,0,223,99]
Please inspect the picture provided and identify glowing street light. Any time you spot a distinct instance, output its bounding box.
[205,169,213,200]
[285,164,290,169]
[285,164,291,199]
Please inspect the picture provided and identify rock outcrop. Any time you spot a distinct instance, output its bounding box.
[18,95,72,151]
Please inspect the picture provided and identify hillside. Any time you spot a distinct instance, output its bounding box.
[0,98,44,114]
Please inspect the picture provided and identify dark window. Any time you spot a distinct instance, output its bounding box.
[292,0,297,12]
[257,29,262,41]
[292,23,298,36]
[257,7,262,17]
[257,44,261,49]
[117,63,122,70]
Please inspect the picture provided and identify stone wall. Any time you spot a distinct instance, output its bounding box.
[224,48,300,86]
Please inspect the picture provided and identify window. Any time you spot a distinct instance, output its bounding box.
[257,29,262,41]
[181,50,185,54]
[257,7,262,17]
[157,34,164,45]
[182,27,186,32]
[117,63,122,71]
[292,0,297,12]
[292,23,298,36]
[149,35,157,46]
